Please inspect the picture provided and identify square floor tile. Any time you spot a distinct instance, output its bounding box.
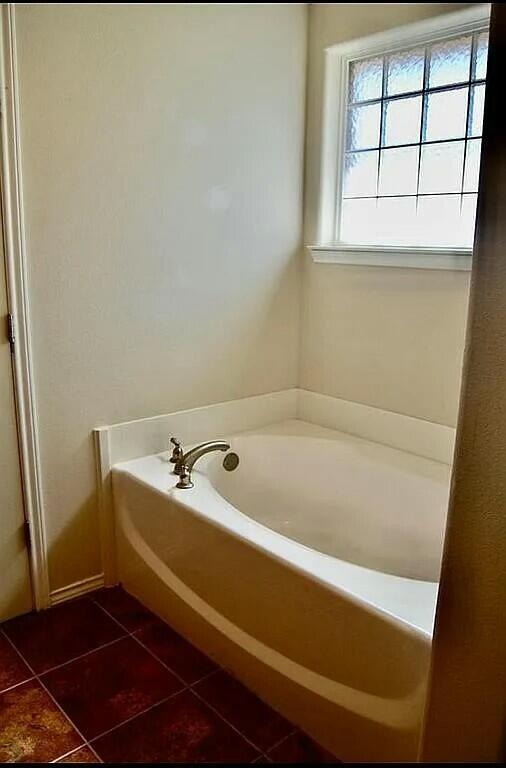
[93,688,260,763]
[135,620,217,684]
[0,679,82,762]
[194,670,293,752]
[0,631,32,692]
[3,598,124,673]
[56,745,99,763]
[91,586,157,632]
[267,730,338,763]
[42,636,184,740]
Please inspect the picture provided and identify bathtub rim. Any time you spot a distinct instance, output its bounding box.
[112,429,440,641]
[94,389,455,591]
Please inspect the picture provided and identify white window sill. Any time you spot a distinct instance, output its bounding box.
[308,244,473,271]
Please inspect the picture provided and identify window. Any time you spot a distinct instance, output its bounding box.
[314,6,491,269]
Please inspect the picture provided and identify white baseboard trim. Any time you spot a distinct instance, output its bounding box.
[50,573,105,606]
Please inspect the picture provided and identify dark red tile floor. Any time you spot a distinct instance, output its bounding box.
[0,586,338,763]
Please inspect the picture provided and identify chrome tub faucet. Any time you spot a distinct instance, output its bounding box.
[169,437,239,489]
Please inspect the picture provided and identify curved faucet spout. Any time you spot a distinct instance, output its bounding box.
[174,440,230,489]
[182,441,230,472]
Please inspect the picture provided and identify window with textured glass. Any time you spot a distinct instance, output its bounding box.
[341,30,488,249]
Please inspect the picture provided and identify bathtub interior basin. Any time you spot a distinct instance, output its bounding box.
[207,420,450,582]
[113,420,450,638]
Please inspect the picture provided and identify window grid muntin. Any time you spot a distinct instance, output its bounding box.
[460,33,477,209]
[375,55,387,197]
[341,191,478,201]
[341,29,487,246]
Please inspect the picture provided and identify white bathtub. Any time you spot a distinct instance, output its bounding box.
[112,419,450,762]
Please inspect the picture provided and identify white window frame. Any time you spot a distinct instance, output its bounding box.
[311,4,491,270]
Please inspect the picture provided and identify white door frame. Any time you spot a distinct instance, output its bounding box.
[0,4,50,610]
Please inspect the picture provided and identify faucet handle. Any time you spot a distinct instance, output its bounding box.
[169,437,184,464]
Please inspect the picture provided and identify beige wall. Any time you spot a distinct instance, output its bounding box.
[301,3,474,427]
[13,3,480,594]
[14,4,307,591]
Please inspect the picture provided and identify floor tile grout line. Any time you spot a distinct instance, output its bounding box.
[126,628,264,754]
[88,594,291,756]
[0,675,36,696]
[38,634,128,677]
[190,687,262,757]
[0,625,37,675]
[88,686,189,746]
[50,745,78,763]
[37,626,188,754]
[129,631,189,688]
[263,726,299,757]
[36,674,92,758]
[130,627,221,689]
[50,745,79,763]
[1,628,37,676]
[95,601,202,692]
[186,665,221,687]
[1,631,95,763]
[50,742,102,764]
[88,593,145,637]
[0,626,36,693]
[88,685,261,761]
[2,598,230,761]
[190,672,299,756]
[90,592,222,690]
[1,597,309,763]
[85,741,103,763]
[129,608,291,753]
[129,626,262,756]
[13,590,297,759]
[1,607,129,678]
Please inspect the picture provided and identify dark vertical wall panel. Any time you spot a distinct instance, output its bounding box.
[421,3,506,761]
